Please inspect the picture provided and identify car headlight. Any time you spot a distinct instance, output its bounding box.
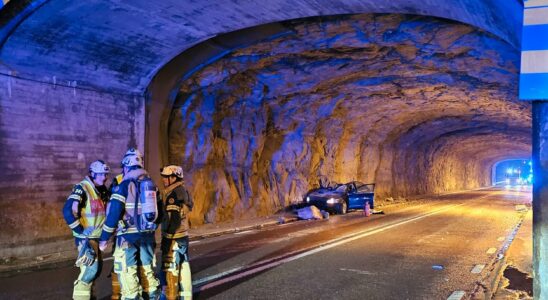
[327,198,338,204]
[306,196,310,202]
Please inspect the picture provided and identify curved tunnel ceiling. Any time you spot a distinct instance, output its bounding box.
[0,0,522,94]
[165,14,530,223]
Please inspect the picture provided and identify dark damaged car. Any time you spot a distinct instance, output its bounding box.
[303,181,375,214]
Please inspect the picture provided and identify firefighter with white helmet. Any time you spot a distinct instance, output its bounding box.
[99,148,161,300]
[62,159,110,300]
[159,165,194,300]
[107,170,125,300]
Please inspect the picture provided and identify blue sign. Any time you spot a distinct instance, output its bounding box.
[520,1,548,100]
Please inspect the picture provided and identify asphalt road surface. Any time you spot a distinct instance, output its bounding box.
[0,187,531,299]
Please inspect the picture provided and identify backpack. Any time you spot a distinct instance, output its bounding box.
[131,175,159,232]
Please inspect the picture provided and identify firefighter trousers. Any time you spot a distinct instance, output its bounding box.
[113,236,159,300]
[161,237,192,300]
[73,239,102,300]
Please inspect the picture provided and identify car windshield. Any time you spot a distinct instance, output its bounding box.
[335,184,347,192]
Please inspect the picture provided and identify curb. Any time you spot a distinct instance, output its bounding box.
[474,207,530,299]
[487,208,532,299]
[189,217,299,241]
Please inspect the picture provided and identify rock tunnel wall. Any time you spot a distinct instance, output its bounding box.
[0,75,145,254]
[167,14,531,226]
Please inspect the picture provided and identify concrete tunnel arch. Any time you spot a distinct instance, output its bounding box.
[0,0,529,257]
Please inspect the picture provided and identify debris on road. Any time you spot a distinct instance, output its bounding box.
[297,205,324,220]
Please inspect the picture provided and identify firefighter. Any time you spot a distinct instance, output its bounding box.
[99,148,161,300]
[159,165,194,300]
[109,169,150,300]
[62,160,110,300]
[107,171,124,300]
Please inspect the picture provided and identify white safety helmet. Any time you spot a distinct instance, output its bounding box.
[121,148,143,168]
[89,160,110,174]
[160,165,183,179]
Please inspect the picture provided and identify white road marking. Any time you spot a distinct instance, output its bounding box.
[189,240,201,245]
[339,268,376,275]
[447,291,465,300]
[193,267,244,286]
[234,230,254,235]
[486,248,497,254]
[471,264,485,274]
[104,256,113,261]
[195,203,466,291]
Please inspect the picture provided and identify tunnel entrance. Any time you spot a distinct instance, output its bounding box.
[492,159,532,187]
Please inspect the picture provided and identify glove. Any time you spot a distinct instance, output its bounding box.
[99,240,108,252]
[75,239,96,267]
[82,226,95,237]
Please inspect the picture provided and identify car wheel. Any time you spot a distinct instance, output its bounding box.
[338,201,348,215]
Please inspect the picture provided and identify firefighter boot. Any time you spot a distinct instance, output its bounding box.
[111,271,121,300]
[73,280,92,300]
[179,262,192,300]
[140,264,160,299]
[165,270,179,300]
[118,265,141,299]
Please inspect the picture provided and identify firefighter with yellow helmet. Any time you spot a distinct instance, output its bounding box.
[62,160,110,300]
[99,148,161,299]
[159,165,194,300]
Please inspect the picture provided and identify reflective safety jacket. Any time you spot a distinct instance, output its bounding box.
[100,168,161,243]
[62,176,108,239]
[105,173,124,234]
[162,182,193,239]
[109,174,124,193]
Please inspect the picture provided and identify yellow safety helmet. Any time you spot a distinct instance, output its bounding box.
[160,165,183,179]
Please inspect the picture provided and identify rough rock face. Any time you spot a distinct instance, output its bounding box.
[167,14,531,226]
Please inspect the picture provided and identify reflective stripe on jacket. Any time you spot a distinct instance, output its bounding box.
[74,177,106,239]
[162,182,193,239]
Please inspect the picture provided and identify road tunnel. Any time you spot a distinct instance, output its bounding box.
[2,0,546,294]
[157,14,531,225]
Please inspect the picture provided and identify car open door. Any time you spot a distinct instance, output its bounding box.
[348,183,375,209]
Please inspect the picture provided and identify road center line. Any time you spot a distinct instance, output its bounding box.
[195,202,467,291]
